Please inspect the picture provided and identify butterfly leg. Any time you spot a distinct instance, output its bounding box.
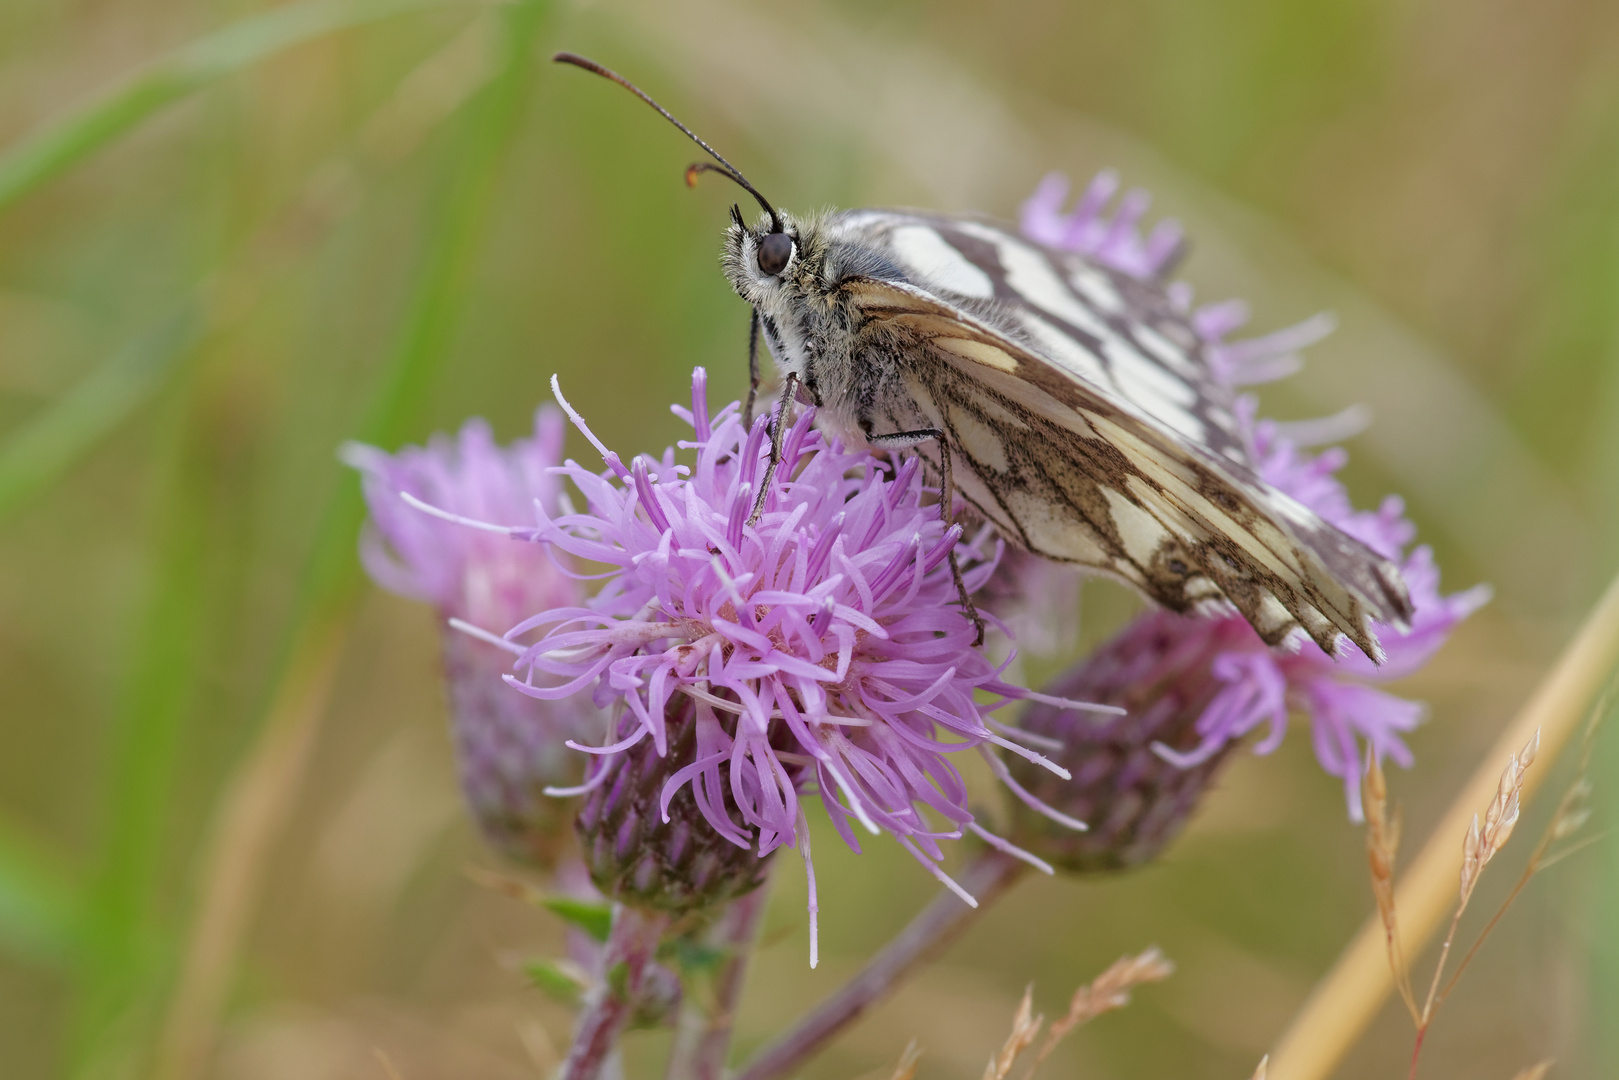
[742,308,762,431]
[747,370,799,527]
[865,428,986,647]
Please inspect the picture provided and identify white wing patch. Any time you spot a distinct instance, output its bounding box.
[1004,487,1109,564]
[1133,323,1198,377]
[948,403,1010,472]
[1102,485,1171,564]
[1068,266,1124,314]
[1016,310,1110,387]
[890,225,996,299]
[933,334,1019,372]
[981,232,1106,335]
[1102,338,1205,441]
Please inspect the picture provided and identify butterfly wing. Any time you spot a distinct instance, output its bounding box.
[829,211,1411,661]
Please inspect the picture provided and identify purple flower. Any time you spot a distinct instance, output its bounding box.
[1021,171,1186,280]
[344,411,600,866]
[487,370,1099,959]
[346,410,577,629]
[1022,173,1488,820]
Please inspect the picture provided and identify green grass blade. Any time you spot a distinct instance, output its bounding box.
[297,0,549,622]
[0,0,467,212]
[0,813,80,968]
[61,3,552,1075]
[0,307,202,520]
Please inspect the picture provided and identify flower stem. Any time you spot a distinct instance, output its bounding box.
[733,848,1028,1080]
[1266,570,1619,1080]
[562,906,672,1080]
[664,889,769,1080]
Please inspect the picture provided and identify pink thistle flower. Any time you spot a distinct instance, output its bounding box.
[476,370,1100,958]
[344,410,600,866]
[1021,173,1488,821]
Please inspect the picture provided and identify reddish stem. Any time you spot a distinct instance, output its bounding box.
[560,905,670,1080]
[1409,1024,1429,1080]
[733,849,1028,1080]
[664,889,770,1080]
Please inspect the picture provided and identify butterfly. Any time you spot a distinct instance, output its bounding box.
[554,54,1413,663]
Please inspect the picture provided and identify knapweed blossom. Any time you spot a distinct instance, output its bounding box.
[344,410,600,866]
[1022,172,1489,821]
[484,370,1098,956]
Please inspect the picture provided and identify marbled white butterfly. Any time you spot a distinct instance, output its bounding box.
[555,53,1413,662]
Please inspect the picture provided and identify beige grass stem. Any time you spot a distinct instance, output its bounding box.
[152,613,350,1080]
[1267,570,1619,1080]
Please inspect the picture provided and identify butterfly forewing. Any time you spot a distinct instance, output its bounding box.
[828,210,1412,661]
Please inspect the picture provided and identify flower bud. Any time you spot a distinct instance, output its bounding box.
[442,628,596,867]
[576,701,775,915]
[1007,611,1253,872]
[346,409,598,869]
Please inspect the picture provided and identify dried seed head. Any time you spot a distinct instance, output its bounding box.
[1051,947,1175,1033]
[1508,1060,1553,1080]
[1361,749,1417,1018]
[1250,1057,1270,1080]
[1459,728,1538,905]
[1521,728,1541,769]
[1364,751,1400,887]
[887,1042,923,1080]
[1022,947,1174,1075]
[1460,812,1483,903]
[983,986,1043,1080]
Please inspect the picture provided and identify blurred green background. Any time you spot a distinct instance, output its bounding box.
[1,0,1616,1077]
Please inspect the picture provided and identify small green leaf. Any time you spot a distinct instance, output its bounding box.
[523,958,589,1007]
[541,895,614,942]
[604,960,630,1001]
[661,936,725,976]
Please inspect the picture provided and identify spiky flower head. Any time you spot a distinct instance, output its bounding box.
[1019,172,1488,823]
[345,410,599,867]
[489,371,1097,954]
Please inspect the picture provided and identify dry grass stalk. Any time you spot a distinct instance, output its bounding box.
[1266,576,1619,1080]
[373,1048,407,1080]
[1363,753,1416,1022]
[886,1041,923,1080]
[1023,947,1174,1076]
[1400,729,1542,1077]
[1507,1061,1553,1080]
[1436,679,1616,1005]
[898,949,1171,1080]
[1459,729,1537,912]
[983,987,1043,1080]
[1250,1056,1269,1080]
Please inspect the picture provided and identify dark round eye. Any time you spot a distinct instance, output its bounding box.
[757,231,793,276]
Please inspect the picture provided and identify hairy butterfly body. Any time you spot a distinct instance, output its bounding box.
[555,54,1413,663]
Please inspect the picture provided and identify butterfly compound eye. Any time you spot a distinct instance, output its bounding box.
[757,232,793,276]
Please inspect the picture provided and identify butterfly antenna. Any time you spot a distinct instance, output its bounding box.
[553,52,782,232]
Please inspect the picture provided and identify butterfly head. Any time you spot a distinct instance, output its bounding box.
[720,207,827,296]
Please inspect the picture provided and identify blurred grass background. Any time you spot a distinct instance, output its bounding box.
[0,0,1616,1077]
